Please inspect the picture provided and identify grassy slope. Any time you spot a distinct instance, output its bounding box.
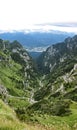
[0,99,25,130]
[0,58,30,98]
[1,96,77,130]
[27,101,77,130]
[1,97,77,130]
[0,99,52,130]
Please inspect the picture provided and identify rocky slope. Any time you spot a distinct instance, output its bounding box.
[34,35,77,101]
[0,39,40,102]
[37,35,77,74]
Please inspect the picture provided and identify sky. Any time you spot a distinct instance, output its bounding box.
[0,0,77,32]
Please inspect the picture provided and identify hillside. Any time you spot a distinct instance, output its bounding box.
[0,99,51,130]
[35,35,77,100]
[37,35,77,73]
[0,39,40,108]
[31,35,77,130]
[0,36,77,130]
[0,99,26,130]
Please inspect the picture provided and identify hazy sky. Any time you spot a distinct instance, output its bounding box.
[0,0,77,32]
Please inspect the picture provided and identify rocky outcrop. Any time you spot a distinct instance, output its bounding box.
[37,35,77,73]
[0,85,8,102]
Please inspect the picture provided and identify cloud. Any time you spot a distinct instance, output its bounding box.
[0,22,77,33]
[0,0,77,31]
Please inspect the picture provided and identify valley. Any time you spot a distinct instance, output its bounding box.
[0,35,77,129]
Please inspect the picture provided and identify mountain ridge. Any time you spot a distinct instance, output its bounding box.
[0,31,74,48]
[37,35,77,73]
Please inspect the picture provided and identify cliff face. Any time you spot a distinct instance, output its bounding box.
[37,35,77,73]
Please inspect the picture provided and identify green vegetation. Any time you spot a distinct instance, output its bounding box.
[1,36,77,130]
[8,97,30,109]
[15,100,77,130]
[0,99,26,130]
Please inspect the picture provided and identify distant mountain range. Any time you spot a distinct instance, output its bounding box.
[0,30,74,48]
[0,30,74,58]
